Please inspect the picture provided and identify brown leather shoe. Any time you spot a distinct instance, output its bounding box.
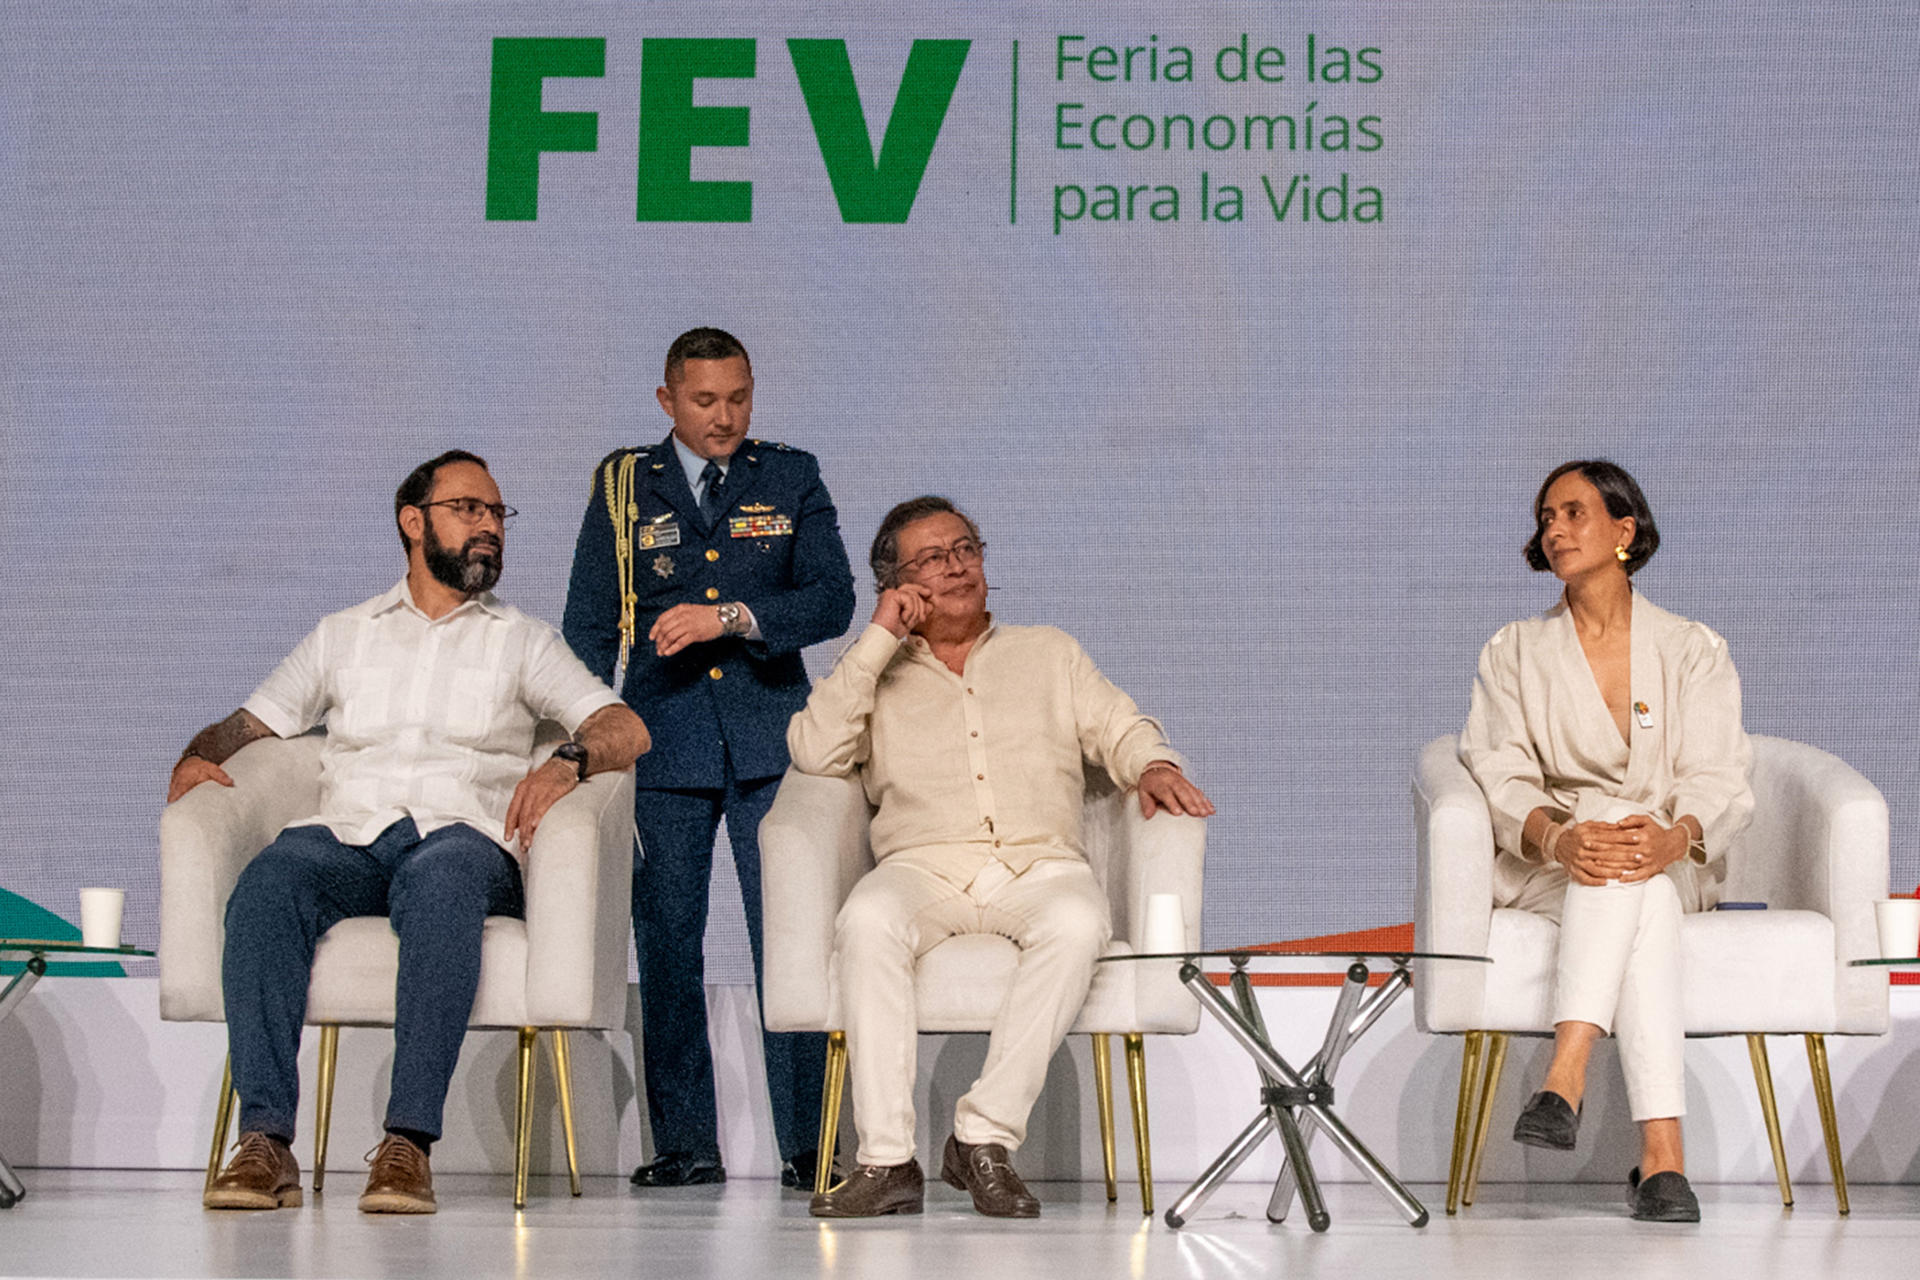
[204,1131,303,1210]
[808,1159,924,1218]
[941,1134,1040,1218]
[358,1134,436,1214]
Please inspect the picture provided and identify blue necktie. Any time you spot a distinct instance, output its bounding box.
[699,461,726,526]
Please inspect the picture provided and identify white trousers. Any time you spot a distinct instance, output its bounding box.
[832,854,1111,1166]
[1511,796,1692,1122]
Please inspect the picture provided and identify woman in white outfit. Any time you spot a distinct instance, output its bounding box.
[1459,459,1754,1223]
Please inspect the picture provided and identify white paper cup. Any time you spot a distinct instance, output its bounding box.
[79,888,125,950]
[1875,898,1920,960]
[1142,893,1187,956]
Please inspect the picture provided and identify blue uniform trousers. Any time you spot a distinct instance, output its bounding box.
[634,772,825,1163]
[222,818,523,1143]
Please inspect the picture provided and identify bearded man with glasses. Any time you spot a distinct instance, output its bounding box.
[171,450,648,1215]
[791,495,1214,1219]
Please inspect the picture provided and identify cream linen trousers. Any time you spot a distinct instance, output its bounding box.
[833,851,1111,1166]
[1507,795,1692,1121]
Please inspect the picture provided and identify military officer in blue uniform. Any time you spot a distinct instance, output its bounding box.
[562,328,856,1189]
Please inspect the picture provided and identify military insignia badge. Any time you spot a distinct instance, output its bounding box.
[729,514,794,538]
[653,554,675,578]
[636,516,682,550]
[740,502,776,514]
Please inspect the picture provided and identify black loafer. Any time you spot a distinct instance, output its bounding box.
[1628,1167,1700,1222]
[1512,1090,1580,1151]
[630,1152,726,1187]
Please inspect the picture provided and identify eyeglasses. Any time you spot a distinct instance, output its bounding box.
[419,497,517,528]
[900,538,985,579]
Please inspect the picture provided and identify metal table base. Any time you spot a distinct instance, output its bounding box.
[0,956,49,1208]
[1164,955,1428,1232]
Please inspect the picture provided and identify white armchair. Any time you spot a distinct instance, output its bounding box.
[1414,733,1889,1215]
[159,729,635,1208]
[760,765,1206,1212]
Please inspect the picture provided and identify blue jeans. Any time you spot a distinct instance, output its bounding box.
[221,818,523,1142]
[634,772,825,1163]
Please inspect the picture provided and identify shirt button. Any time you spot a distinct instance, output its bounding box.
[709,667,724,680]
[976,773,985,781]
[966,688,974,695]
[705,587,720,600]
[970,731,978,738]
[993,840,1002,848]
[705,549,720,562]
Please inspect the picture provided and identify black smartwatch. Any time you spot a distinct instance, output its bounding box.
[551,741,589,781]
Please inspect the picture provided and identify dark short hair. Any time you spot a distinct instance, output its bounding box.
[870,496,983,590]
[1523,459,1660,575]
[664,327,750,386]
[394,449,489,551]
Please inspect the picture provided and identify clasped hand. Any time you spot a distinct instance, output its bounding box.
[1551,814,1689,886]
[651,603,725,657]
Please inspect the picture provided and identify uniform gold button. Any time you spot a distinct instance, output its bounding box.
[709,667,723,680]
[705,588,720,600]
[705,549,720,562]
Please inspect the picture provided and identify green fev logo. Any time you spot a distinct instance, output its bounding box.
[485,37,970,224]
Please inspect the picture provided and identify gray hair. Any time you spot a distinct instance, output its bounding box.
[869,495,983,590]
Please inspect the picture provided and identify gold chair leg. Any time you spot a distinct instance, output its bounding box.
[549,1029,581,1197]
[1123,1033,1152,1216]
[1463,1032,1509,1206]
[1806,1033,1849,1216]
[205,1054,238,1192]
[1446,1032,1485,1215]
[815,1031,847,1196]
[1747,1034,1793,1208]
[313,1025,339,1194]
[1092,1034,1118,1203]
[514,1027,537,1210]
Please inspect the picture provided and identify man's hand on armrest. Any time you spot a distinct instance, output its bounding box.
[1137,761,1215,819]
[504,704,648,851]
[167,709,277,803]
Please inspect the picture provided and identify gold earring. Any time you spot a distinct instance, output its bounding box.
[1615,545,1629,563]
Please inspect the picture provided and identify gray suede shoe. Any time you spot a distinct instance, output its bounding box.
[1628,1168,1701,1222]
[1511,1091,1580,1151]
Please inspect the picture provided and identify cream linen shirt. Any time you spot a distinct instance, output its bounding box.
[242,580,623,853]
[1459,591,1755,910]
[787,621,1183,885]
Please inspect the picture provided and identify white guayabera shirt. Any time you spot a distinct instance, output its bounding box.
[243,580,622,855]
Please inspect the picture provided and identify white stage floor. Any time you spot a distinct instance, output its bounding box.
[4,1170,1918,1280]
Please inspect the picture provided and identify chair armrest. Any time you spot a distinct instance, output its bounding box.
[1114,808,1207,952]
[522,766,636,1029]
[159,734,325,1022]
[760,769,874,1031]
[1745,735,1890,1033]
[1414,734,1495,957]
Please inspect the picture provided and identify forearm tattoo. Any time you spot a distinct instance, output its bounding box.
[179,709,273,766]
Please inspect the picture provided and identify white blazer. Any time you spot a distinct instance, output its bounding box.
[1459,591,1756,911]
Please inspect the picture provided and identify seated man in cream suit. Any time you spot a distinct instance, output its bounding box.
[788,496,1213,1219]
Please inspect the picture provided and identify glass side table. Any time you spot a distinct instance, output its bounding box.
[0,939,156,1208]
[1102,947,1489,1232]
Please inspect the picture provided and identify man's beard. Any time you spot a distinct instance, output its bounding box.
[422,519,502,594]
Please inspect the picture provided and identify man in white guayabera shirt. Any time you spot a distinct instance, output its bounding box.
[166,451,648,1216]
[789,496,1214,1220]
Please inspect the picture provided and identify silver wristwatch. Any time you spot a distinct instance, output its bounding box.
[716,602,747,637]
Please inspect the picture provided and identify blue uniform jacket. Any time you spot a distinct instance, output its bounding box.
[562,436,856,790]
